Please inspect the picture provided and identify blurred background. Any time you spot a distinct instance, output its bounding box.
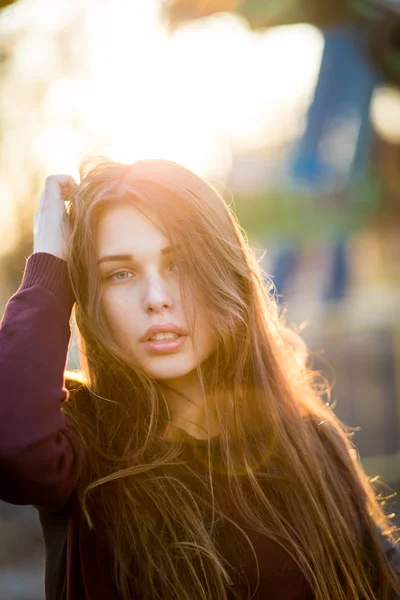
[1,0,400,597]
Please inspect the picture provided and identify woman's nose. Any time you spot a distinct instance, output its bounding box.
[143,279,174,314]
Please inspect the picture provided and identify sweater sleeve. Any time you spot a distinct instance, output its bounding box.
[0,252,82,509]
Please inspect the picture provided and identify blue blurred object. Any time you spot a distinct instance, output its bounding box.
[271,238,350,305]
[272,26,381,305]
[321,238,349,303]
[270,242,299,302]
[289,26,380,195]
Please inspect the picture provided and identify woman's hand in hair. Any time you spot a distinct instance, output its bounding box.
[33,174,78,261]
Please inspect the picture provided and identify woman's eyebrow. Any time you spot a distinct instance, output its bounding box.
[97,246,175,265]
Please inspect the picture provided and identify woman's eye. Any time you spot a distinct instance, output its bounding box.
[109,270,134,281]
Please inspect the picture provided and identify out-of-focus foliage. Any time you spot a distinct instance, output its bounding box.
[237,0,350,27]
[163,0,351,30]
[0,0,17,8]
[0,176,42,307]
[351,0,400,87]
[233,172,382,241]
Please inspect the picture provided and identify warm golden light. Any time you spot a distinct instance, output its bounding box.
[371,86,400,143]
[0,0,323,252]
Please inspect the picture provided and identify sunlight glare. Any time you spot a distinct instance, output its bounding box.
[0,0,324,256]
[79,4,323,177]
[371,86,400,143]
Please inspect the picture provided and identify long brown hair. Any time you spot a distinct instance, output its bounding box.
[63,157,400,600]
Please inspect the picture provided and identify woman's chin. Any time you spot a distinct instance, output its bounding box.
[144,361,197,383]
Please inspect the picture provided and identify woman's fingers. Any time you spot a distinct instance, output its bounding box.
[42,175,77,204]
[34,174,78,261]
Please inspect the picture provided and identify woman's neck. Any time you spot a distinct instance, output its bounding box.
[159,371,220,441]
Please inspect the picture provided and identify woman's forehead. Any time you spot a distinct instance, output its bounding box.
[96,202,170,259]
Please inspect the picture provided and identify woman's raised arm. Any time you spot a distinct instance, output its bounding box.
[0,175,82,510]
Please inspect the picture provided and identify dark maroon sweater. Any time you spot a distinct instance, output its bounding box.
[5,251,391,599]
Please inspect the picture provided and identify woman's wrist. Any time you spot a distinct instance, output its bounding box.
[21,253,75,309]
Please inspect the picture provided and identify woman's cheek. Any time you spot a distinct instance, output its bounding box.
[102,293,126,340]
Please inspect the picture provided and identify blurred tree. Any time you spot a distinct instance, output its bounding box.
[351,0,400,87]
[0,0,17,7]
[163,0,351,30]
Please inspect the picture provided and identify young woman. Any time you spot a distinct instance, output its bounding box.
[0,158,400,600]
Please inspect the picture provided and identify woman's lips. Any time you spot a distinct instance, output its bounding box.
[143,335,188,354]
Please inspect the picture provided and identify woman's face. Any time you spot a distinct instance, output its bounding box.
[96,201,216,383]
